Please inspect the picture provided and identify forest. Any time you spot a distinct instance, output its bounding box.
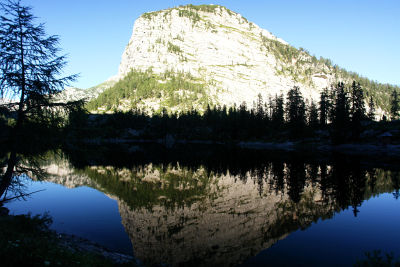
[65,80,400,146]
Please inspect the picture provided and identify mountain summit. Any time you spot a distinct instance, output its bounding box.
[83,4,396,114]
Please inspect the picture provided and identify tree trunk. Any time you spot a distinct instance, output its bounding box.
[0,151,17,202]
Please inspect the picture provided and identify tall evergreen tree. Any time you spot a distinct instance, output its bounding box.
[390,90,399,120]
[286,86,306,136]
[0,0,78,201]
[350,81,365,140]
[271,94,284,128]
[256,93,264,118]
[0,0,78,135]
[367,96,375,121]
[331,82,350,144]
[319,87,330,126]
[308,100,319,128]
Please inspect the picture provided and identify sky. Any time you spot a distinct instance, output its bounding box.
[19,0,400,89]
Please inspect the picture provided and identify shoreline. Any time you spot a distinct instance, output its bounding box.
[72,137,400,157]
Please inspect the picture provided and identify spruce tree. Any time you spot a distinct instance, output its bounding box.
[308,100,319,128]
[390,90,399,120]
[350,81,365,140]
[367,96,375,121]
[332,82,350,144]
[319,88,330,126]
[286,86,306,137]
[271,94,284,129]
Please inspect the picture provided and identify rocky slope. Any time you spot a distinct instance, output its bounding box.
[79,4,398,114]
[117,5,328,107]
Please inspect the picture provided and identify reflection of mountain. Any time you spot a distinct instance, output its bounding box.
[35,151,400,266]
[118,173,335,267]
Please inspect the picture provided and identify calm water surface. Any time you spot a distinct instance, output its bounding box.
[3,146,400,266]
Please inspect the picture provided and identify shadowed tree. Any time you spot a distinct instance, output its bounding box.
[390,90,399,120]
[0,0,80,201]
[350,81,366,140]
[319,87,330,126]
[271,93,284,129]
[308,100,319,128]
[367,95,375,121]
[286,86,306,137]
[0,0,79,141]
[331,82,350,144]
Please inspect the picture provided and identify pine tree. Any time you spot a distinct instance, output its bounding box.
[367,96,375,121]
[350,81,366,140]
[256,93,264,118]
[331,82,350,144]
[286,86,306,136]
[319,88,330,126]
[390,90,399,120]
[308,100,319,128]
[271,94,284,128]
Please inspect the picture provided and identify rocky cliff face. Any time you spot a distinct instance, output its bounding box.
[66,4,397,115]
[116,5,332,109]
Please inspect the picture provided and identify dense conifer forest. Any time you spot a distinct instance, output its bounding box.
[63,80,400,146]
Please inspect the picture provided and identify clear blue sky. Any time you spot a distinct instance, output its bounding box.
[21,0,400,88]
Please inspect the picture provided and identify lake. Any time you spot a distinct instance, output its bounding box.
[3,144,400,266]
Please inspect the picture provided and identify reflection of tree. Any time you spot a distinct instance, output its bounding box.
[391,171,400,200]
[270,160,285,196]
[0,0,79,206]
[16,147,400,267]
[0,151,47,204]
[73,164,214,211]
[318,157,370,217]
[286,160,306,203]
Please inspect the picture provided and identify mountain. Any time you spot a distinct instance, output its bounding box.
[55,78,117,103]
[77,4,398,114]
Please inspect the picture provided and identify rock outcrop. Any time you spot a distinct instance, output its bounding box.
[116,5,331,109]
[63,4,397,115]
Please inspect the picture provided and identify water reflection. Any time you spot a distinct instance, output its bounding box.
[2,145,400,266]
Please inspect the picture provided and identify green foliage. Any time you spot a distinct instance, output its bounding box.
[77,81,400,144]
[0,0,78,141]
[142,4,234,24]
[286,86,306,137]
[74,165,213,211]
[271,94,285,128]
[350,81,366,139]
[178,8,201,24]
[181,4,222,13]
[390,90,399,120]
[86,69,209,113]
[260,33,399,112]
[331,82,351,143]
[319,88,330,126]
[167,41,182,54]
[367,96,376,121]
[308,100,319,127]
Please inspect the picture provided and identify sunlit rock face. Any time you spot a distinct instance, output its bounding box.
[117,165,335,266]
[117,5,336,108]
